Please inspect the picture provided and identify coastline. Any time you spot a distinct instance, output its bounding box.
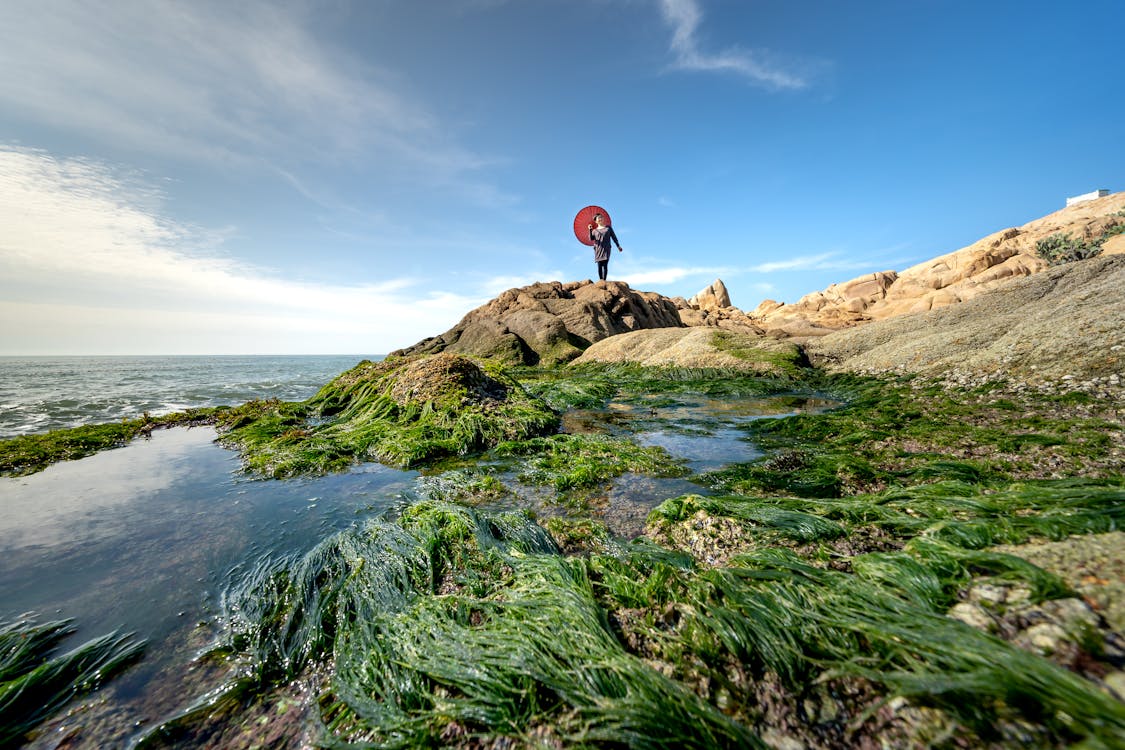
[3,354,1123,748]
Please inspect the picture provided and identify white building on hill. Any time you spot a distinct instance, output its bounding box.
[1066,189,1110,207]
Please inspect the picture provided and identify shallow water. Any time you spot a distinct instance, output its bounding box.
[0,391,829,748]
[1,427,416,747]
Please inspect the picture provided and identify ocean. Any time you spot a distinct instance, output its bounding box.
[0,354,379,438]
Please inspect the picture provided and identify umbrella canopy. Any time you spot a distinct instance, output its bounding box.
[573,205,611,246]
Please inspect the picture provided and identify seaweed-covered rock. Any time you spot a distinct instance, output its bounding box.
[218,355,559,475]
[387,353,508,407]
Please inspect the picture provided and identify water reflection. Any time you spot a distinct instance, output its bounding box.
[0,427,417,748]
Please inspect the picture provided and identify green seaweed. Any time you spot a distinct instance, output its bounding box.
[493,432,690,490]
[0,618,145,748]
[139,501,761,749]
[649,493,846,544]
[0,422,146,477]
[218,356,561,476]
[708,330,810,378]
[684,549,1125,742]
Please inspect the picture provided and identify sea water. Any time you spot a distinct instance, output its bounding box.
[0,354,378,438]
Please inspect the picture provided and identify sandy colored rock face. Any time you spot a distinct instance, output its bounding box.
[392,193,1124,381]
[803,253,1125,382]
[757,191,1125,335]
[688,279,732,310]
[572,327,802,375]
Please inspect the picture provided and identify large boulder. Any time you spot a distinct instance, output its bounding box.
[572,327,806,376]
[391,280,684,365]
[688,279,732,310]
[677,278,767,334]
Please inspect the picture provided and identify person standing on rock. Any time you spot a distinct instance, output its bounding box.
[588,213,622,281]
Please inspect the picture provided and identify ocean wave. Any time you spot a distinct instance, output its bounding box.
[0,354,375,438]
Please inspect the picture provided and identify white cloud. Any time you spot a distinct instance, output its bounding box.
[0,0,498,190]
[657,0,807,89]
[619,266,732,286]
[0,146,474,354]
[747,252,875,274]
[476,273,568,296]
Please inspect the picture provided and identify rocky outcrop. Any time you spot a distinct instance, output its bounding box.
[803,253,1125,383]
[391,280,684,366]
[688,279,732,310]
[756,191,1125,336]
[676,279,768,333]
[391,194,1124,376]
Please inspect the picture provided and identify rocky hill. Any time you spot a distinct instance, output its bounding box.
[752,191,1125,336]
[804,253,1125,385]
[391,280,683,366]
[393,192,1125,382]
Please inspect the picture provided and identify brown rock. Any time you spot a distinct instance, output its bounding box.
[688,278,732,310]
[1103,233,1125,256]
[803,253,1125,382]
[391,279,683,365]
[756,191,1125,335]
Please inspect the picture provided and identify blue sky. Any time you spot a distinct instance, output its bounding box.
[1,0,1122,355]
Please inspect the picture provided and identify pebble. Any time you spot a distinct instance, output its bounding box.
[948,602,995,632]
[1105,671,1125,700]
[1023,622,1069,655]
[969,583,1009,607]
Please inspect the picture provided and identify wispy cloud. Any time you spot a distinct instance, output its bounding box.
[0,146,476,354]
[476,273,568,296]
[657,0,808,89]
[619,266,733,286]
[745,252,883,274]
[0,0,500,194]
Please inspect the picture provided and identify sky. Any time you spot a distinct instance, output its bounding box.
[1,0,1122,356]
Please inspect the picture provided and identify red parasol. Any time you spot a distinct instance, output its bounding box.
[573,205,611,246]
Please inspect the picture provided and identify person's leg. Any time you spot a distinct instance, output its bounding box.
[597,260,608,280]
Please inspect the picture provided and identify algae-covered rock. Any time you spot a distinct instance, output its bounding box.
[218,354,559,476]
[990,531,1125,633]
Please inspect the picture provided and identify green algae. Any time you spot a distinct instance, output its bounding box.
[7,359,1125,747]
[493,433,690,491]
[217,355,561,477]
[0,406,222,477]
[138,501,761,749]
[651,479,1125,563]
[0,422,145,476]
[708,330,810,378]
[144,495,1125,748]
[703,371,1122,497]
[0,618,145,747]
[682,549,1125,744]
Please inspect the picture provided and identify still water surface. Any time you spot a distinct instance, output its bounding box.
[1,427,416,745]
